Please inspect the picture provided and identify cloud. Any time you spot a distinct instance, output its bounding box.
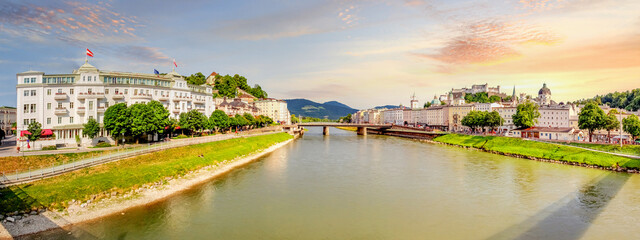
[414,19,561,71]
[117,46,170,65]
[0,0,140,44]
[215,1,359,40]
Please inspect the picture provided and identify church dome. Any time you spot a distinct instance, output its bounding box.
[538,83,551,95]
[430,95,441,105]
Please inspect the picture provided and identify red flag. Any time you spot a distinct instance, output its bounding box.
[86,48,94,57]
[173,59,177,67]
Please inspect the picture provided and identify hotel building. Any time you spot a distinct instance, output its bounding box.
[16,61,214,148]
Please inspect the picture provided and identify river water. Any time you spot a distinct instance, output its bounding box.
[27,128,640,239]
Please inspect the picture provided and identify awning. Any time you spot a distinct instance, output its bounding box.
[20,130,31,136]
[41,129,53,136]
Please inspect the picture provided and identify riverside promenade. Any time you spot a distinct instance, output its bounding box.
[0,127,285,186]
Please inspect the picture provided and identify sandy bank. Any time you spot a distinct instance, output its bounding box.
[0,135,298,239]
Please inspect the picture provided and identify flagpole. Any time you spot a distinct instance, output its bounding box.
[85,49,88,63]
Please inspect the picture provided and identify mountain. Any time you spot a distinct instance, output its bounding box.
[285,99,358,120]
[373,105,399,109]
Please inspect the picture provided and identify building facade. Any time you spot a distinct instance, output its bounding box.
[0,107,16,135]
[254,98,291,124]
[16,62,214,148]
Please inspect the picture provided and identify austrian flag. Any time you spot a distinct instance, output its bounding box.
[173,59,177,68]
[86,48,94,57]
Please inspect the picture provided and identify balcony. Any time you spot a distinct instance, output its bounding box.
[77,107,86,114]
[97,107,105,113]
[173,96,192,102]
[196,108,205,112]
[77,92,105,100]
[158,95,170,101]
[131,93,152,99]
[54,93,67,100]
[172,108,181,114]
[112,93,125,100]
[54,107,67,115]
[193,98,205,104]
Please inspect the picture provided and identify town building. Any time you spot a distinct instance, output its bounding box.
[445,104,475,132]
[253,98,291,124]
[382,108,404,125]
[495,106,518,133]
[216,98,259,117]
[536,103,579,128]
[16,61,214,148]
[0,107,16,135]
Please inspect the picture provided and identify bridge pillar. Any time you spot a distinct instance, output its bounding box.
[357,127,367,136]
[323,126,329,136]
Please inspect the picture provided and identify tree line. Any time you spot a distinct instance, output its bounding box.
[461,110,504,133]
[577,88,640,111]
[182,72,268,99]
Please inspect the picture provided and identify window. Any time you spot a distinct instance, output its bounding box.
[58,117,62,124]
[105,89,109,94]
[134,89,138,95]
[23,104,29,113]
[47,118,51,124]
[115,89,119,94]
[30,104,36,113]
[124,89,128,94]
[57,89,62,93]
[83,76,85,81]
[105,102,109,108]
[23,90,28,96]
[93,76,96,81]
[58,103,62,109]
[31,90,36,96]
[70,117,74,123]
[88,88,93,94]
[47,103,51,110]
[70,89,74,94]
[89,101,93,110]
[47,89,51,95]
[31,77,36,83]
[70,102,74,109]
[24,78,29,84]
[24,119,29,125]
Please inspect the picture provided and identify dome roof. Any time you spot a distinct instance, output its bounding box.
[430,95,441,105]
[538,83,551,95]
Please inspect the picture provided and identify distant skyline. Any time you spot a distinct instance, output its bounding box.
[1,0,639,109]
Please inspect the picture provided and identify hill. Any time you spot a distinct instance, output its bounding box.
[285,99,358,120]
[578,88,640,111]
[373,105,399,109]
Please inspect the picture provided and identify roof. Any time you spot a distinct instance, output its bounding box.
[16,70,45,76]
[538,83,551,95]
[521,127,575,133]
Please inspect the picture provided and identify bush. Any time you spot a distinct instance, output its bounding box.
[95,142,112,148]
[42,146,57,151]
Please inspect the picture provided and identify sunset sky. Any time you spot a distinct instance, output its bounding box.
[1,0,639,109]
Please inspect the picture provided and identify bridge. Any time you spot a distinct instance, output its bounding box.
[297,123,392,136]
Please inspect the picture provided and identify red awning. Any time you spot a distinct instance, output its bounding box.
[41,129,53,136]
[20,130,31,137]
[175,126,181,130]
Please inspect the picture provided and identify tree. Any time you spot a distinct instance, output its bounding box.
[604,109,620,143]
[623,115,640,141]
[209,110,230,133]
[234,114,248,130]
[512,102,540,128]
[82,118,100,140]
[488,95,501,103]
[104,103,130,146]
[129,103,153,144]
[578,102,607,142]
[180,110,208,136]
[243,113,256,128]
[185,72,206,85]
[485,111,504,132]
[424,102,431,108]
[291,114,299,124]
[147,101,170,136]
[339,113,352,123]
[461,110,485,133]
[26,121,42,142]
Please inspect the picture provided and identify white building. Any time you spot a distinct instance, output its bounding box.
[474,102,503,112]
[536,104,578,128]
[254,98,291,124]
[495,106,518,132]
[16,61,214,148]
[382,108,404,125]
[0,107,16,135]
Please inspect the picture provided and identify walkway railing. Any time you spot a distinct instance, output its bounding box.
[0,127,283,186]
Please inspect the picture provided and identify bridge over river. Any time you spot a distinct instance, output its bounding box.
[297,123,447,140]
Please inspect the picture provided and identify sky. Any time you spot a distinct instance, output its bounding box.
[0,0,639,109]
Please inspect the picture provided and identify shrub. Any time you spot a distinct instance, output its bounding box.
[95,142,112,148]
[42,145,57,151]
[173,134,189,139]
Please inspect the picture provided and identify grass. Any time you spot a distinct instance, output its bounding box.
[566,142,640,157]
[0,150,119,174]
[0,133,293,214]
[433,134,640,169]
[336,127,357,131]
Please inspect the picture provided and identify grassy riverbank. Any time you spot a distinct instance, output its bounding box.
[336,127,357,131]
[0,150,121,173]
[433,134,640,169]
[566,142,640,157]
[0,133,293,214]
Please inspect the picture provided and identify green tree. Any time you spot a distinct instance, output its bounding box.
[623,114,640,141]
[461,110,485,132]
[104,103,130,146]
[82,118,100,140]
[512,102,540,128]
[209,110,230,133]
[578,102,607,142]
[604,109,620,143]
[243,113,256,128]
[339,113,352,123]
[488,95,501,103]
[129,103,153,144]
[424,102,431,108]
[185,72,206,85]
[147,101,170,135]
[234,114,248,130]
[291,114,299,124]
[26,121,42,142]
[180,110,208,136]
[485,111,504,132]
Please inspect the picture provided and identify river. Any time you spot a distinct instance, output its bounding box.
[26,128,640,239]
